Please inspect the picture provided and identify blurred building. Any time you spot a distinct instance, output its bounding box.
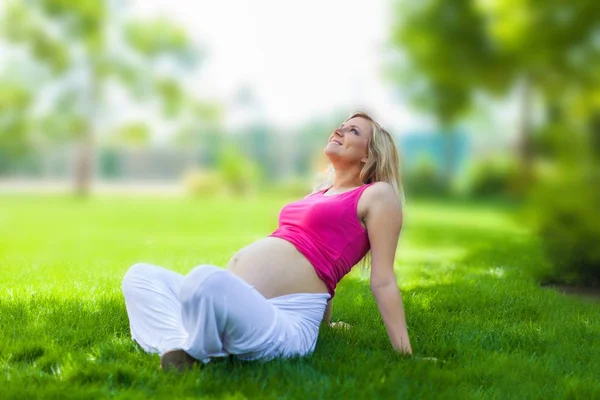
[2,128,472,185]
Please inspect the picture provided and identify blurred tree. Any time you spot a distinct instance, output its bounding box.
[388,0,600,187]
[112,122,151,148]
[390,0,600,284]
[0,79,33,173]
[403,153,449,197]
[388,0,516,183]
[0,0,203,195]
[173,100,225,167]
[217,144,261,196]
[389,1,513,122]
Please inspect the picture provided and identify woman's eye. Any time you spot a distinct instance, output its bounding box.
[351,129,358,134]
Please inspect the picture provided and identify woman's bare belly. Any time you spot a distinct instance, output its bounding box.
[227,237,328,299]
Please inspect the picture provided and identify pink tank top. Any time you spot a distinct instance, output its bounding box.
[269,183,375,297]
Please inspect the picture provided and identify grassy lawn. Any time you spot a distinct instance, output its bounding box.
[1,194,598,399]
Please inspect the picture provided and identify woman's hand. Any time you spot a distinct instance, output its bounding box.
[395,338,412,355]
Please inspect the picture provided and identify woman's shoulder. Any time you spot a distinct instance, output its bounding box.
[362,182,403,211]
[364,181,396,198]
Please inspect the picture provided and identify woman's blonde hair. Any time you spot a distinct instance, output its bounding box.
[316,111,405,205]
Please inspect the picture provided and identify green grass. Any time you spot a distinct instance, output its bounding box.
[1,194,598,399]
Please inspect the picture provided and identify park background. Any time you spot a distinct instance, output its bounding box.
[1,0,599,398]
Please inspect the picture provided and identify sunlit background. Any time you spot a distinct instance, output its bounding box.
[1,0,599,286]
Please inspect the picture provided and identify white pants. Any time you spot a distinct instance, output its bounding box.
[122,263,330,363]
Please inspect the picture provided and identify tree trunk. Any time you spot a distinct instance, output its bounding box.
[74,132,93,196]
[443,129,456,185]
[590,111,600,161]
[73,59,101,197]
[517,74,533,192]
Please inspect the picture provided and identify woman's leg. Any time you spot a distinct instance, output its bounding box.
[178,265,284,362]
[122,263,187,354]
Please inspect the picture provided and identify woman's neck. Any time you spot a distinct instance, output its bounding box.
[331,167,363,190]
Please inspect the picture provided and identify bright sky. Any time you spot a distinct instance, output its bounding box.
[129,0,430,133]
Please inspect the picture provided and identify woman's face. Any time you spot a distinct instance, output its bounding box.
[324,117,373,164]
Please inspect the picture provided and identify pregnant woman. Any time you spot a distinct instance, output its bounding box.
[122,111,412,371]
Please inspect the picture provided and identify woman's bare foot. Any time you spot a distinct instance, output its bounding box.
[160,349,198,372]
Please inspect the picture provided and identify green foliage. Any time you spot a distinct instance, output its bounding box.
[403,155,450,197]
[39,0,107,40]
[0,0,216,193]
[529,166,600,285]
[154,78,185,117]
[391,0,600,291]
[181,145,265,197]
[389,0,600,123]
[217,145,262,196]
[0,80,33,172]
[388,0,514,123]
[190,101,223,126]
[181,168,225,197]
[0,81,31,110]
[2,1,71,73]
[112,122,151,148]
[465,156,521,199]
[526,113,600,285]
[1,196,599,398]
[125,19,193,60]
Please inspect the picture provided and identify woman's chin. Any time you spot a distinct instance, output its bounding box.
[323,146,340,157]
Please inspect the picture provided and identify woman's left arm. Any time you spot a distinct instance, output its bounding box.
[365,183,412,355]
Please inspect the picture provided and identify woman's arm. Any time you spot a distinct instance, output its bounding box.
[371,280,412,354]
[365,183,412,355]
